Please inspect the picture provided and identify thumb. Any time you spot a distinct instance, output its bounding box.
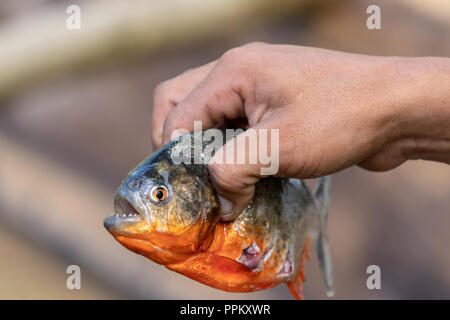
[209,128,279,221]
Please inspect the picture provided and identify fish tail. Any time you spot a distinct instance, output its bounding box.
[314,176,334,297]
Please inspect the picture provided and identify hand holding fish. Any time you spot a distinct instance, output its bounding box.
[152,43,450,220]
[104,43,449,299]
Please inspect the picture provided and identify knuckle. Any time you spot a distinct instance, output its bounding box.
[242,41,266,48]
[220,47,246,65]
[218,44,262,76]
[153,81,171,101]
[180,67,196,77]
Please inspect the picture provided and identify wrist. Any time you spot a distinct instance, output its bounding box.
[387,56,450,140]
[367,55,450,164]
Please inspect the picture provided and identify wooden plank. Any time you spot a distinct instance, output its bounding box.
[0,0,309,101]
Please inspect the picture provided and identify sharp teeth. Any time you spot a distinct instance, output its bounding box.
[115,212,139,218]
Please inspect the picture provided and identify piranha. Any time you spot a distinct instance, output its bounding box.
[104,129,334,299]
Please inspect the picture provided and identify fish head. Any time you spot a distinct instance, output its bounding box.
[104,133,221,265]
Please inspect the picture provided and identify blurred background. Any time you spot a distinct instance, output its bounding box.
[0,0,449,299]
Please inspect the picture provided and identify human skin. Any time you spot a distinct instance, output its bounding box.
[151,42,450,220]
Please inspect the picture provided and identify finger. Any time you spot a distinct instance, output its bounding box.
[151,61,217,148]
[209,126,280,221]
[161,63,246,145]
[152,85,177,149]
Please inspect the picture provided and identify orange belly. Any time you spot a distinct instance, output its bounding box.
[165,223,312,299]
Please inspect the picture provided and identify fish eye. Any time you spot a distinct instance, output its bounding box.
[150,185,169,203]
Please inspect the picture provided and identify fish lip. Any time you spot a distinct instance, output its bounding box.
[114,197,142,219]
[104,213,141,232]
[104,197,144,233]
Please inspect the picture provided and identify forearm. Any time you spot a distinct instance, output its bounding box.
[387,56,450,162]
[399,57,450,138]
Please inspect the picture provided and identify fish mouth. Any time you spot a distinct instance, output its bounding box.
[104,198,192,264]
[114,197,141,220]
[104,197,143,233]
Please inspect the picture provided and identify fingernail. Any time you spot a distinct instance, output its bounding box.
[217,195,234,220]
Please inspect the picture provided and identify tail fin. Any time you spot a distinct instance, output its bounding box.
[314,176,334,297]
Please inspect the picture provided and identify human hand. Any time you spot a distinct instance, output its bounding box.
[152,43,450,220]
